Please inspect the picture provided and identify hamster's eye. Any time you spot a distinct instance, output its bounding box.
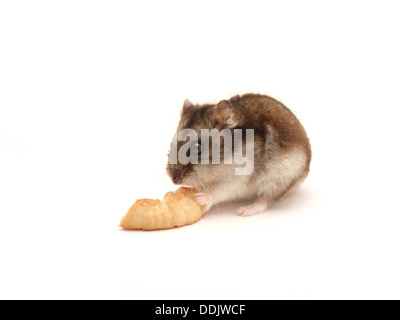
[190,141,202,155]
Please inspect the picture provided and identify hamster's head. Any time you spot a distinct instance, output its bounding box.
[166,99,235,192]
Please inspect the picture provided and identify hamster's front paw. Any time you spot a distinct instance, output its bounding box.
[235,202,268,217]
[195,192,214,213]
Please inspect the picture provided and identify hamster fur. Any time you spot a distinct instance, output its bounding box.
[166,93,311,217]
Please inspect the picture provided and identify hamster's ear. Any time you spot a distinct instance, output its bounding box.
[214,100,233,128]
[183,99,193,109]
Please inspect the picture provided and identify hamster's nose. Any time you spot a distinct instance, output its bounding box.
[172,177,183,185]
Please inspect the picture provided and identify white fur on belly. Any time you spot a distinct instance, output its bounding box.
[212,147,307,205]
[212,174,257,205]
[255,147,307,200]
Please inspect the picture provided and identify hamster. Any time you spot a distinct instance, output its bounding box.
[166,93,312,217]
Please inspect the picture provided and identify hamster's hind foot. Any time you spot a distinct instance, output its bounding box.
[235,201,269,217]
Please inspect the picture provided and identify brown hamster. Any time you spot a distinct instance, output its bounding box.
[166,93,312,217]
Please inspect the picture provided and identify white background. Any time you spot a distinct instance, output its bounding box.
[1,0,400,300]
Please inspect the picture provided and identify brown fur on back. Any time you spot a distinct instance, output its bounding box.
[229,93,312,176]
